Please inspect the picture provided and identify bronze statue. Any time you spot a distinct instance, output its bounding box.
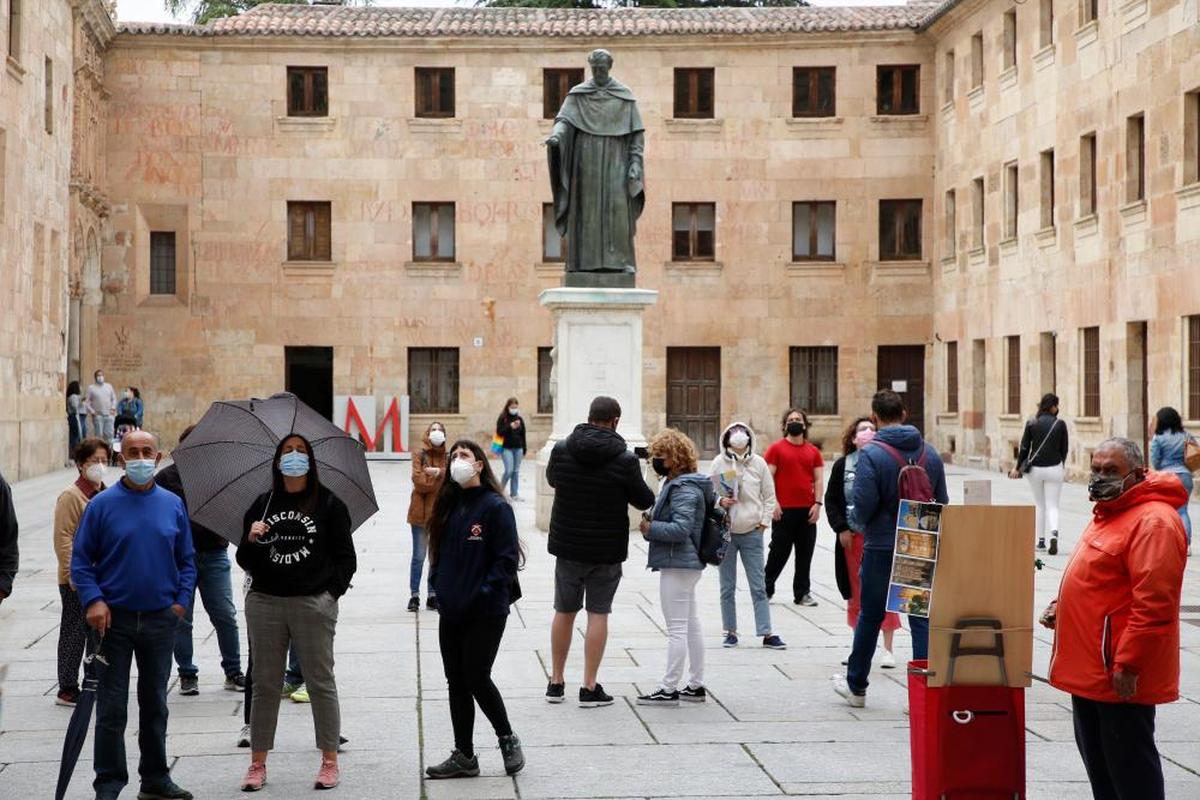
[546,49,645,284]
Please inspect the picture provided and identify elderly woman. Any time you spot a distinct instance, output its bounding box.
[637,428,711,707]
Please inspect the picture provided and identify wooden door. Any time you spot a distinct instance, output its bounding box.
[666,347,721,456]
[877,345,926,434]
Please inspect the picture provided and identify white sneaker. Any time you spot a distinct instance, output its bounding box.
[880,650,896,669]
[831,674,865,708]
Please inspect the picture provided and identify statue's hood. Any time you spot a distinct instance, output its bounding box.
[567,78,636,102]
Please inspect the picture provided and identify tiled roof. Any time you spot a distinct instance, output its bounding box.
[118,4,941,39]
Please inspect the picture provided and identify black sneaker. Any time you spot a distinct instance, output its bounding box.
[1048,535,1059,556]
[636,688,680,706]
[426,596,439,612]
[679,685,707,703]
[136,781,193,800]
[178,675,198,696]
[407,596,420,612]
[224,673,246,691]
[545,681,565,704]
[579,684,614,708]
[425,750,479,779]
[1036,537,1047,552]
[498,733,525,776]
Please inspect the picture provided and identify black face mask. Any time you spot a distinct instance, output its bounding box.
[651,457,670,477]
[786,421,806,437]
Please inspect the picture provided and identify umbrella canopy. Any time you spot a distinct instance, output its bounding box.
[171,393,378,544]
[56,637,107,800]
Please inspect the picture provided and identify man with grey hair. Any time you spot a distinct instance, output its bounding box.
[1040,437,1186,800]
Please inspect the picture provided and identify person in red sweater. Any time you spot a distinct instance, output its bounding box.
[763,408,824,606]
[1041,438,1187,800]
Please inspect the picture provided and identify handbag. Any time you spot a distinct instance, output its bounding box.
[1185,435,1200,473]
[1019,417,1060,474]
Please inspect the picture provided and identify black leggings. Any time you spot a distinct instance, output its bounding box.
[439,614,511,757]
[57,585,88,692]
[764,506,817,600]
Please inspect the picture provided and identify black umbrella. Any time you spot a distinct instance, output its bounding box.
[56,634,107,800]
[171,393,378,544]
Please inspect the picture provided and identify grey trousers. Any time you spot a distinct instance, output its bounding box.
[245,590,340,752]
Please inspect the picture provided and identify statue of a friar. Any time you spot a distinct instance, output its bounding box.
[545,49,645,279]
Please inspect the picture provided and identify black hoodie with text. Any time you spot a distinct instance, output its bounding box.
[237,488,357,598]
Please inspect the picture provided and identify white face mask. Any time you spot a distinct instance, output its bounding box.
[508,407,519,416]
[85,464,106,485]
[429,430,446,447]
[450,458,477,486]
[729,430,750,450]
[96,376,105,385]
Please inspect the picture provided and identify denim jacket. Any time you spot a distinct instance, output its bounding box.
[645,473,708,571]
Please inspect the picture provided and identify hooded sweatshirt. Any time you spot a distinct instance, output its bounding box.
[708,422,777,534]
[1049,472,1187,704]
[430,486,520,620]
[851,424,949,552]
[238,488,357,599]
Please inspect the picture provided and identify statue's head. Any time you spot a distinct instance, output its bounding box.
[588,49,614,86]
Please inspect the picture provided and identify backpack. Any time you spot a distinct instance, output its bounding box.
[696,480,731,566]
[871,441,936,502]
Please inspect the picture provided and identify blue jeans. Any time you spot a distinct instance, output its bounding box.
[719,530,772,636]
[174,549,241,678]
[410,525,436,596]
[285,645,303,687]
[94,606,178,796]
[847,548,928,695]
[500,448,523,497]
[1176,472,1193,545]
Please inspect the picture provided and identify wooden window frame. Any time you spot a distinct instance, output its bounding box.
[673,68,715,120]
[1081,132,1098,216]
[8,0,20,61]
[1126,113,1146,203]
[792,67,836,118]
[1004,161,1019,239]
[286,66,328,117]
[1003,10,1018,72]
[947,340,960,413]
[1188,316,1200,421]
[943,50,955,105]
[412,202,456,263]
[672,202,716,261]
[972,176,985,249]
[945,189,957,256]
[408,347,459,415]
[1006,335,1021,415]
[876,64,921,115]
[415,67,455,119]
[789,346,839,415]
[542,203,566,263]
[1082,327,1100,418]
[543,68,584,120]
[286,201,332,262]
[879,199,924,261]
[1186,90,1200,186]
[149,231,177,295]
[971,32,985,89]
[537,347,554,415]
[791,201,836,262]
[1041,149,1056,229]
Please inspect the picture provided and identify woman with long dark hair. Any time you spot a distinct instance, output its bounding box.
[425,439,525,780]
[495,396,527,500]
[1009,393,1069,555]
[237,434,356,792]
[1150,406,1193,552]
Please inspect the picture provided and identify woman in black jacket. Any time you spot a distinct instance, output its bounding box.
[495,396,527,500]
[237,434,356,792]
[1008,393,1069,555]
[425,440,525,780]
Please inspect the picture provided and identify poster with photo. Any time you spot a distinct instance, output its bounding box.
[887,500,944,618]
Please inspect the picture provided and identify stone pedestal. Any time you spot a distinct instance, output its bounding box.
[535,286,659,532]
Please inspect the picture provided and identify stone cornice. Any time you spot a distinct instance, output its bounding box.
[72,0,117,48]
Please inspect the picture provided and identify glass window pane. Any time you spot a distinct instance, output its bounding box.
[673,204,690,231]
[437,204,454,258]
[795,70,811,113]
[879,69,895,113]
[697,204,715,231]
[414,205,431,258]
[818,69,834,114]
[817,203,835,256]
[901,68,918,112]
[313,70,328,114]
[793,204,811,257]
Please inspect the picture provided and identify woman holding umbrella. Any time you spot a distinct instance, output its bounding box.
[237,434,356,792]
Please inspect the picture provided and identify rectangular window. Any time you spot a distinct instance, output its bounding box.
[415,67,455,118]
[542,203,565,262]
[947,340,960,413]
[792,67,836,118]
[408,348,459,414]
[672,202,716,261]
[1186,89,1200,186]
[1041,149,1056,229]
[1081,132,1098,215]
[1004,162,1019,239]
[1003,10,1018,72]
[44,56,52,134]
[943,50,955,105]
[1039,0,1054,49]
[537,347,554,415]
[945,189,957,256]
[1040,331,1057,395]
[413,202,455,262]
[7,0,19,61]
[673,68,714,119]
[1189,316,1200,420]
[1082,326,1100,417]
[1126,113,1145,203]
[1006,335,1021,414]
[286,66,328,117]
[971,32,984,89]
[543,68,584,120]
[876,65,920,115]
[792,201,836,261]
[972,176,985,249]
[879,199,923,261]
[286,201,332,262]
[1081,0,1098,26]
[789,346,838,415]
[149,231,177,295]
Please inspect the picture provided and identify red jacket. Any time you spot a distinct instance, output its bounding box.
[1048,472,1187,705]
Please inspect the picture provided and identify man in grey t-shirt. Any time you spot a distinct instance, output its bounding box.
[85,369,117,445]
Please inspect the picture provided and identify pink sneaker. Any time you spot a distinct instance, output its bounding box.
[240,761,266,792]
[315,758,340,790]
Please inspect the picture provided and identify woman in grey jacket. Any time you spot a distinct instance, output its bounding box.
[637,428,709,707]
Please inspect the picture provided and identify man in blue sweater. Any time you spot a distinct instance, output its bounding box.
[833,391,948,708]
[72,430,196,800]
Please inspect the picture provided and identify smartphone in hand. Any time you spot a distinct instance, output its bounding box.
[633,446,649,459]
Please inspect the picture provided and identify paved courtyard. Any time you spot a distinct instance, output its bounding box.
[1,459,1198,799]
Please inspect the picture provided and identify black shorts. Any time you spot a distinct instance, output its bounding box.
[553,558,623,615]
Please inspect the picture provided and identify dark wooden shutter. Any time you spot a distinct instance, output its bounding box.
[697,69,714,117]
[674,71,689,117]
[439,69,455,117]
[313,202,331,261]
[288,203,306,260]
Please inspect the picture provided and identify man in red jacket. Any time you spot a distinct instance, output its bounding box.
[1041,437,1187,800]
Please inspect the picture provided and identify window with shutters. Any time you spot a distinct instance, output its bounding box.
[1041,149,1056,229]
[287,67,328,117]
[543,68,583,120]
[408,348,459,414]
[1188,316,1200,420]
[413,202,455,262]
[1006,335,1021,414]
[537,347,554,414]
[415,67,455,118]
[945,189,957,256]
[1186,90,1200,186]
[1004,162,1019,240]
[542,203,566,262]
[674,68,714,119]
[8,0,20,61]
[286,201,332,262]
[971,33,984,89]
[1080,132,1098,215]
[876,65,920,115]
[792,67,835,118]
[971,176,985,249]
[792,201,836,261]
[1003,10,1017,72]
[672,203,715,261]
[1126,113,1145,203]
[150,232,176,295]
[1081,326,1100,417]
[879,199,923,261]
[946,341,959,413]
[789,347,838,415]
[943,50,955,105]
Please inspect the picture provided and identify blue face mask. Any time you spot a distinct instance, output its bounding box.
[124,458,156,485]
[280,451,310,477]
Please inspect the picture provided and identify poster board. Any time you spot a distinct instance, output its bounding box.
[886,501,943,617]
[926,505,1034,688]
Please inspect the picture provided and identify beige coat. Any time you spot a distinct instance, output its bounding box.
[53,483,93,585]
